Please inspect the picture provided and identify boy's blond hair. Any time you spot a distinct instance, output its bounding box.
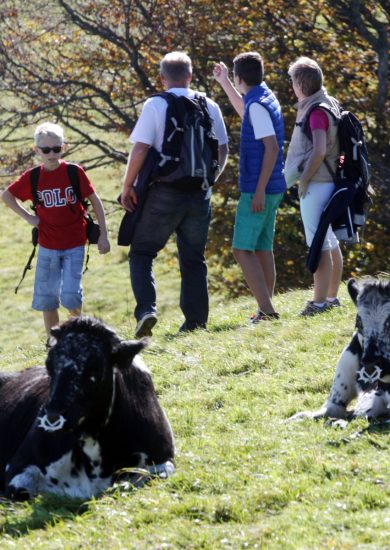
[160,51,192,82]
[34,122,64,145]
[288,57,323,97]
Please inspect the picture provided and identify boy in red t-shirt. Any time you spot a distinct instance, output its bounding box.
[2,122,111,334]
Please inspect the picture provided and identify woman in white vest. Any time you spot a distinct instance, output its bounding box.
[285,57,343,316]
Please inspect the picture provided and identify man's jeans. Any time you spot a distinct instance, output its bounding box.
[129,184,211,330]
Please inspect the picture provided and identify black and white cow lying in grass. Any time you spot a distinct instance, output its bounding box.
[290,278,390,422]
[0,317,175,500]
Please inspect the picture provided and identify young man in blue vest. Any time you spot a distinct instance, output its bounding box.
[214,52,286,322]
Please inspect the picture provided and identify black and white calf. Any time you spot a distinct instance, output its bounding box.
[0,317,175,500]
[291,278,390,421]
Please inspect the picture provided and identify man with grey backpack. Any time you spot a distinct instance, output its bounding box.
[120,51,228,337]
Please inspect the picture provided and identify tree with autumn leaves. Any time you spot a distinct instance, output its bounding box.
[0,0,388,291]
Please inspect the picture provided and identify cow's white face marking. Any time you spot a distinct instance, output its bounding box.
[37,414,66,432]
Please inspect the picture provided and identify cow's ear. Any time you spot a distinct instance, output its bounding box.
[111,338,148,366]
[347,278,360,305]
[46,325,63,347]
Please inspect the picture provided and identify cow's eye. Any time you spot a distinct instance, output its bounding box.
[355,315,363,332]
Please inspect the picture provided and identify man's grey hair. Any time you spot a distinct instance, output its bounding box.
[160,52,192,82]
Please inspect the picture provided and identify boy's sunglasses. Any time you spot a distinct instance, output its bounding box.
[39,146,62,154]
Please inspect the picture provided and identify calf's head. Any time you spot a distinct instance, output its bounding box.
[40,317,146,432]
[348,278,390,388]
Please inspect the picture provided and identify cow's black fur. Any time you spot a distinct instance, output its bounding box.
[0,317,175,499]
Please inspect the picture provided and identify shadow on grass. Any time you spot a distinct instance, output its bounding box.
[163,320,244,340]
[327,418,390,447]
[0,493,89,538]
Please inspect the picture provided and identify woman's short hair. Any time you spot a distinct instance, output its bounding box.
[233,52,264,86]
[34,122,64,145]
[288,57,323,97]
[160,52,192,82]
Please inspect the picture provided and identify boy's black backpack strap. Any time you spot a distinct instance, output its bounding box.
[66,162,88,207]
[66,162,81,200]
[30,166,41,209]
[15,227,39,294]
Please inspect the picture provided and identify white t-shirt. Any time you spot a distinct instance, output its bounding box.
[130,87,228,150]
[249,102,275,140]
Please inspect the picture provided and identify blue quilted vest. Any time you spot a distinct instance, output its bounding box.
[239,83,286,194]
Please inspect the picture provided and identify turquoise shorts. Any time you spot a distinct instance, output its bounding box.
[232,192,283,251]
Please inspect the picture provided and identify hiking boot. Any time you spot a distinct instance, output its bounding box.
[326,298,342,308]
[250,311,280,324]
[300,301,329,317]
[135,313,158,338]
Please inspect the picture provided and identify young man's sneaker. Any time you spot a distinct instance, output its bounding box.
[326,298,342,308]
[250,311,280,324]
[300,301,329,317]
[135,313,158,338]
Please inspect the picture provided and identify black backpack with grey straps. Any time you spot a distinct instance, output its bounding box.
[154,92,219,190]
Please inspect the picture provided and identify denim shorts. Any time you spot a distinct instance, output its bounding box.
[32,245,84,311]
[232,192,283,251]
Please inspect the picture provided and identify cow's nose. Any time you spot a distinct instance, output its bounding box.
[45,406,66,423]
[360,361,378,373]
[47,412,61,423]
[362,353,380,367]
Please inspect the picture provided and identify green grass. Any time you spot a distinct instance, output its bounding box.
[1,163,389,549]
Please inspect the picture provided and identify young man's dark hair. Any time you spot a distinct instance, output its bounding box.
[233,52,264,86]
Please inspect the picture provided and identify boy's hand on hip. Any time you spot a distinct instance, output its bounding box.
[27,214,40,227]
[251,190,265,213]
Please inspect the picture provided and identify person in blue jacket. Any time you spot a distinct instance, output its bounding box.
[214,52,286,323]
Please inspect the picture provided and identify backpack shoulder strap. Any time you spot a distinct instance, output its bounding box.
[301,102,340,184]
[153,91,174,102]
[302,102,340,139]
[66,162,83,202]
[30,166,41,208]
[193,93,213,132]
[152,91,179,117]
[15,227,38,294]
[153,92,185,162]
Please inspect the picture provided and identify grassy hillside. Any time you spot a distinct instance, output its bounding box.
[0,163,389,549]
